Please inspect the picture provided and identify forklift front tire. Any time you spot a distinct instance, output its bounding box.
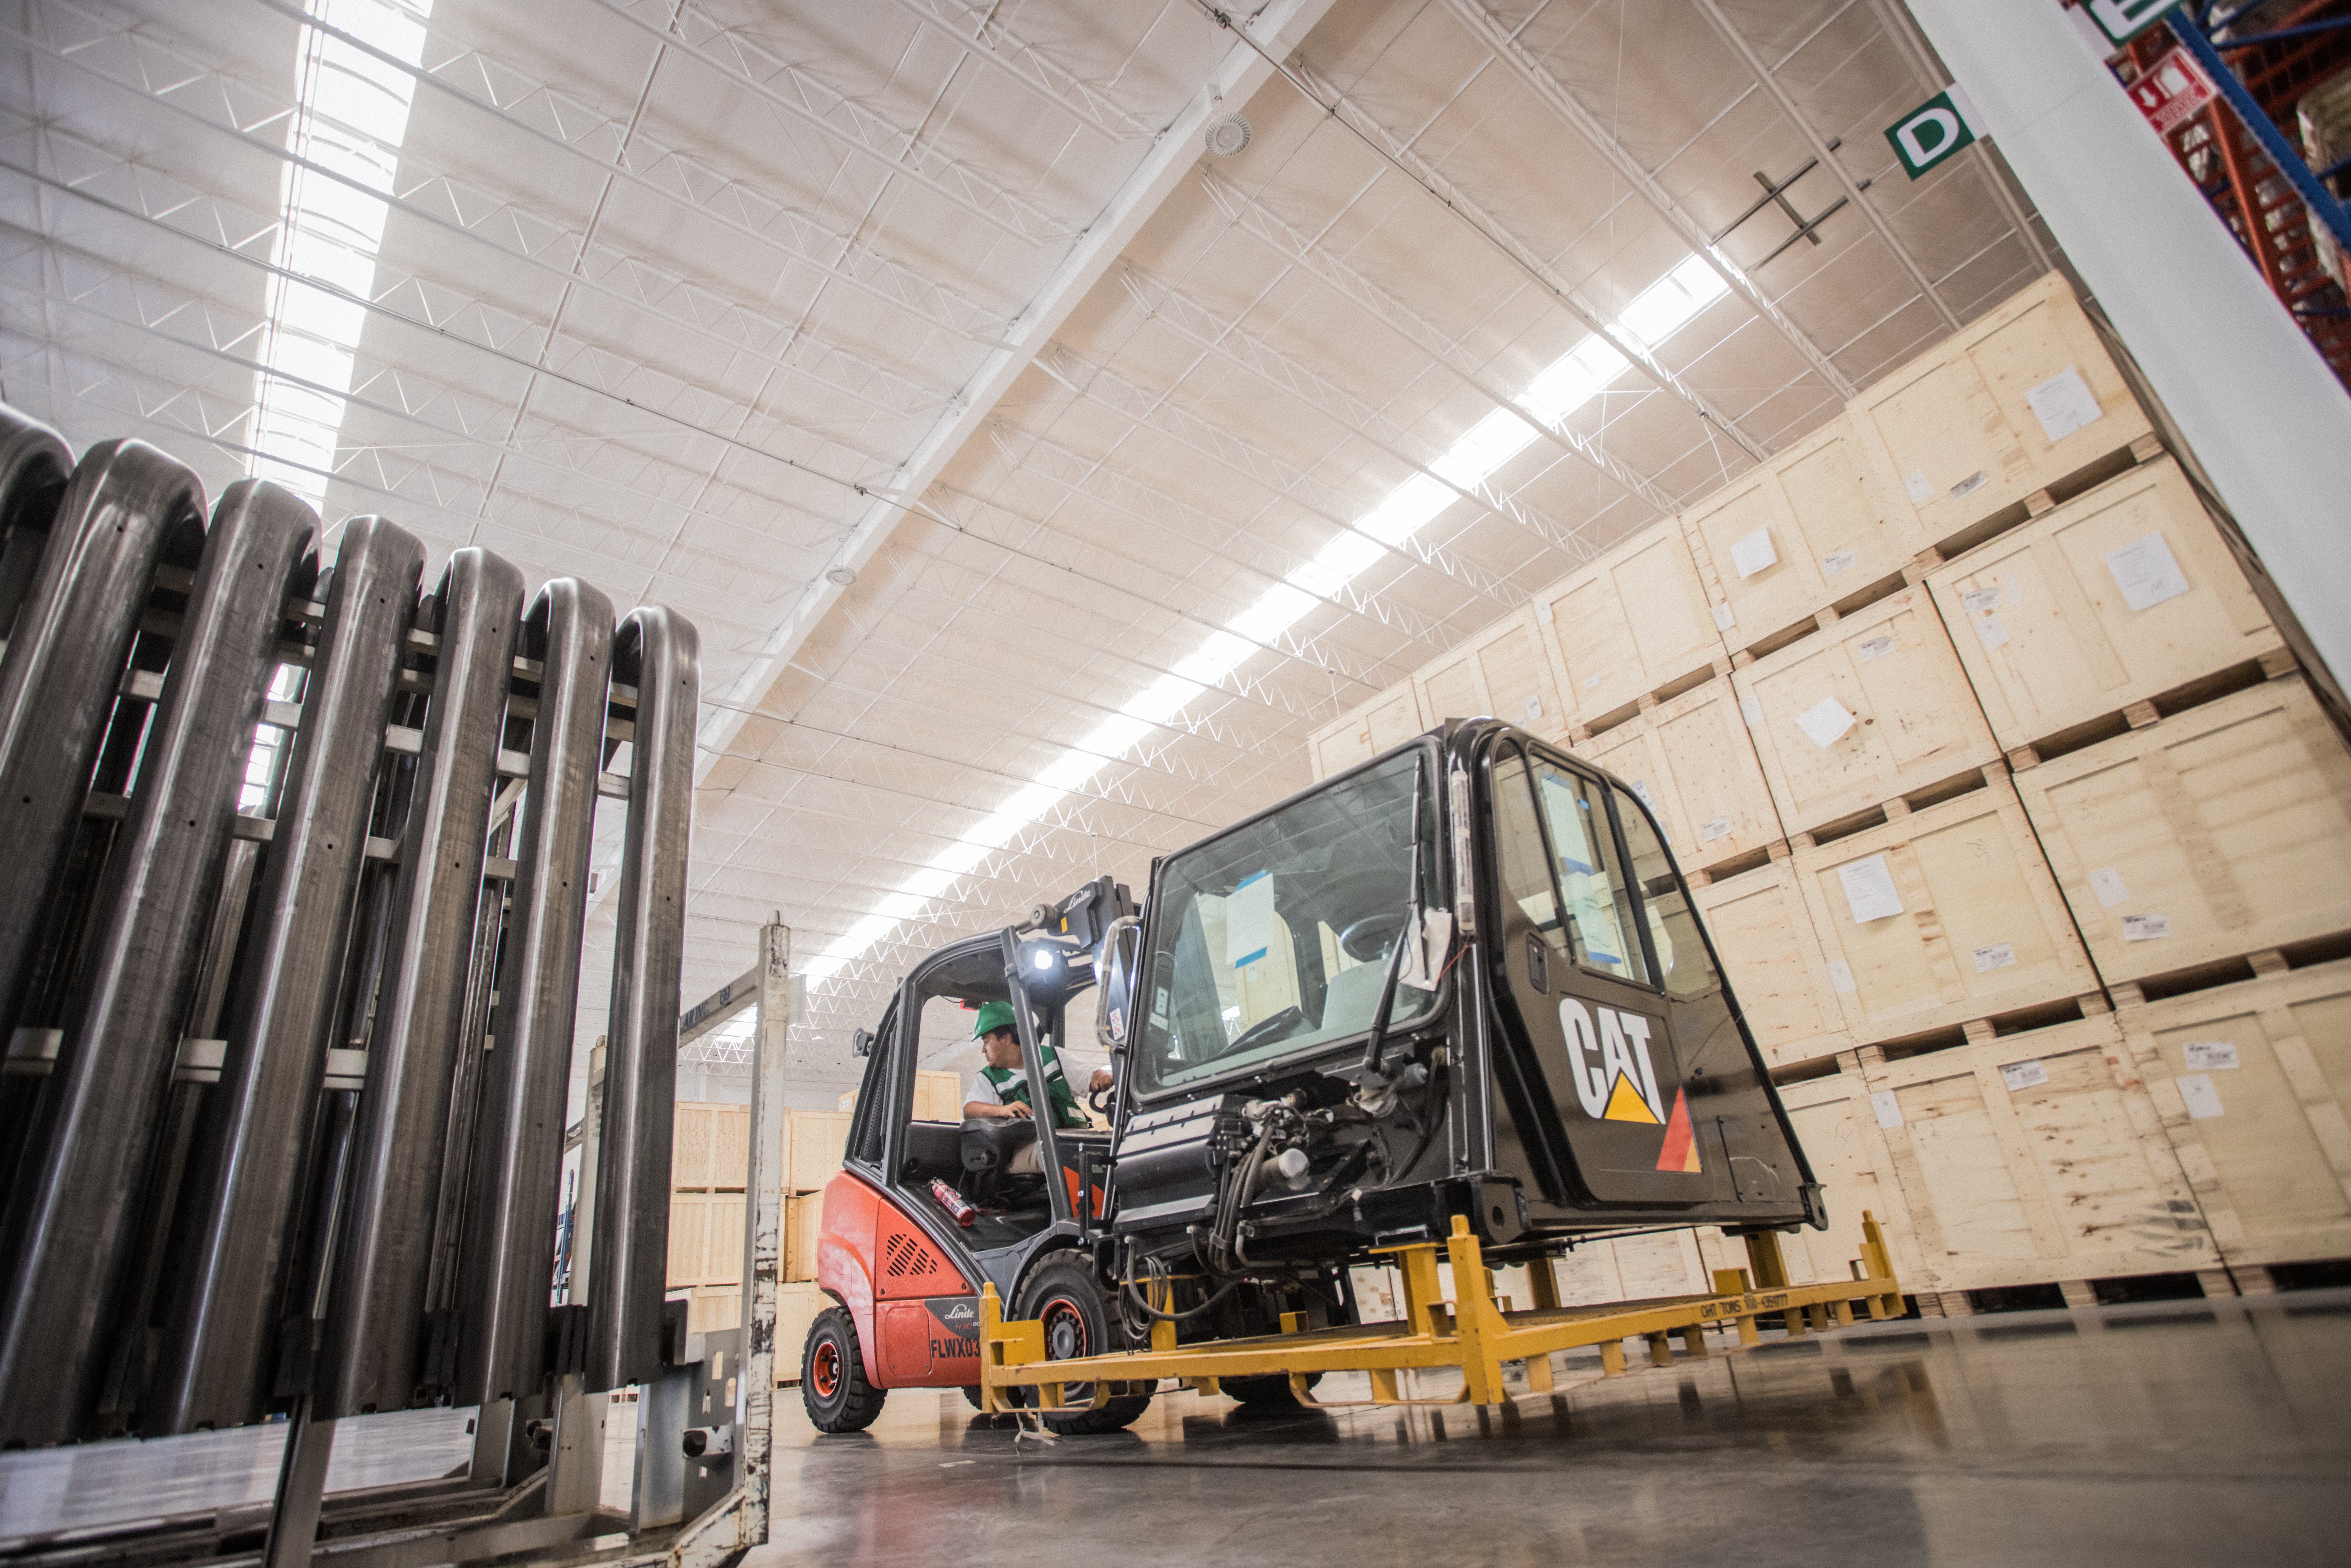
[1011,1254,1152,1435]
[802,1307,886,1434]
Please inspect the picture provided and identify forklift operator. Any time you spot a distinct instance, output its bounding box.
[962,1001,1114,1178]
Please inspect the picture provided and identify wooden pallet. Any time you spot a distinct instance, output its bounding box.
[1735,583,2002,839]
[2013,674,2351,985]
[1925,455,2288,755]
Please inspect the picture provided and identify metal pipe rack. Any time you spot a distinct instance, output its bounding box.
[0,402,770,1568]
[978,1213,1906,1412]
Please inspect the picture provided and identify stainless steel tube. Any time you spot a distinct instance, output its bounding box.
[454,579,613,1406]
[587,607,697,1392]
[0,439,205,1042]
[0,406,73,645]
[0,479,314,1446]
[150,516,425,1435]
[318,547,522,1418]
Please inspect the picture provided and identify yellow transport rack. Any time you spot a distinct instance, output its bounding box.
[979,1211,1904,1413]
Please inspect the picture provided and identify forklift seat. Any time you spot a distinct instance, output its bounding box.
[899,1120,963,1184]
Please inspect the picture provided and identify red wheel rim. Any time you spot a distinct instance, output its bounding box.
[811,1338,841,1399]
[1040,1295,1090,1361]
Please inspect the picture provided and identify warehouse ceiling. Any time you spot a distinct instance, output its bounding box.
[0,0,2057,1101]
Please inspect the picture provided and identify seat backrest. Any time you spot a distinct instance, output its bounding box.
[1320,959,1391,1036]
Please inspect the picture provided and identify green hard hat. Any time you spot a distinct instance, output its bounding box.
[974,999,1017,1038]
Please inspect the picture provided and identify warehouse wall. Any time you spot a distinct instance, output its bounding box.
[1311,271,2351,1309]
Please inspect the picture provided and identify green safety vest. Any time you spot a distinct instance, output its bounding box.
[981,1041,1083,1129]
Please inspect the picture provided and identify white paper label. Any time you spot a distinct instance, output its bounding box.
[1711,601,1736,631]
[1961,587,2003,614]
[1827,958,1857,995]
[2184,1040,2240,1071]
[1535,598,1554,624]
[1838,854,1905,923]
[2122,912,2172,941]
[1797,697,1858,749]
[1698,815,1733,843]
[1975,614,2011,650]
[1972,942,2018,972]
[1524,695,1543,722]
[1823,548,1857,576]
[1740,695,1763,727]
[2026,364,2103,443]
[1950,470,1988,500]
[2105,532,2191,612]
[2002,573,2024,607]
[2176,1073,2225,1119]
[1903,468,1933,504]
[1397,908,1454,992]
[1871,1090,1903,1128]
[1730,527,1778,579]
[1583,673,1603,690]
[1630,779,1658,816]
[2000,1058,2050,1092]
[1857,635,1896,662]
[2087,866,2130,907]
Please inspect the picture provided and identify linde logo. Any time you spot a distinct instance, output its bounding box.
[940,1302,975,1323]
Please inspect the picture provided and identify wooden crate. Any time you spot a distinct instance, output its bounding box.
[2118,959,2351,1268]
[1683,414,1919,654]
[912,1069,963,1123]
[1410,610,1565,737]
[672,1102,748,1190]
[686,1286,740,1336]
[1925,457,2285,752]
[1543,1230,1713,1305]
[785,1190,824,1283]
[1794,772,2101,1045]
[1690,857,1848,1070]
[1849,270,2153,547]
[785,1110,852,1194]
[1307,685,1426,781]
[774,1282,828,1384]
[2013,675,2351,985]
[1775,1068,1930,1289]
[1857,1019,2216,1294]
[1735,584,1999,837]
[1534,518,1723,727]
[1575,676,1783,874]
[666,1190,745,1287]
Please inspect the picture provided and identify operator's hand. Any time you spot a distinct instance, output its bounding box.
[1004,1101,1032,1119]
[1088,1066,1113,1093]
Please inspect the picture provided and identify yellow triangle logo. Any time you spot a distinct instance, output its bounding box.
[1601,1071,1660,1125]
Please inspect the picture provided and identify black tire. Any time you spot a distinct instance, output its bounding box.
[1223,1372,1321,1407]
[1011,1254,1152,1435]
[960,1384,986,1411]
[801,1306,887,1434]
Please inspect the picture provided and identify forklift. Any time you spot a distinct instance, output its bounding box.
[799,718,1825,1433]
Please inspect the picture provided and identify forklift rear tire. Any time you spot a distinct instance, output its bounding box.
[1222,1373,1320,1407]
[802,1307,886,1434]
[1011,1254,1152,1435]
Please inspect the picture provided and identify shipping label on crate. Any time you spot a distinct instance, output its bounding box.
[2182,1040,2239,1071]
[1839,855,1905,923]
[2175,1073,2225,1119]
[1999,1058,2050,1092]
[2026,366,2103,443]
[2104,532,2191,612]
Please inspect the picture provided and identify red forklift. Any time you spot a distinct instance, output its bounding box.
[799,719,1824,1434]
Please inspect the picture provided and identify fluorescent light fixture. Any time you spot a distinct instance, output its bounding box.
[799,252,1734,988]
[248,0,436,511]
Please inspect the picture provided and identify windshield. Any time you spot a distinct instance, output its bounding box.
[1135,748,1438,1093]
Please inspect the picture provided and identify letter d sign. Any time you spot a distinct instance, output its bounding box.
[1886,87,1983,180]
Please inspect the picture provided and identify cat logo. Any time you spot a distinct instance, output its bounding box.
[1557,999,1701,1173]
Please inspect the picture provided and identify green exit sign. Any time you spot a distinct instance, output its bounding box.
[2081,0,2187,47]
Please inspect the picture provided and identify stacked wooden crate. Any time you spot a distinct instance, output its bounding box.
[669,1101,748,1333]
[1309,271,2351,1308]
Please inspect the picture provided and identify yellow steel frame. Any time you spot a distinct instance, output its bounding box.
[978,1211,1903,1414]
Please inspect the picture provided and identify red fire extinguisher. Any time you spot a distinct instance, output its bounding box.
[930,1178,976,1227]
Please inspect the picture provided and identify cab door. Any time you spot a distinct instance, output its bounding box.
[1482,734,1810,1221]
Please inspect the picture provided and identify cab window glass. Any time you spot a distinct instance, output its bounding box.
[1492,747,1564,954]
[1613,785,1717,1002]
[1532,763,1650,986]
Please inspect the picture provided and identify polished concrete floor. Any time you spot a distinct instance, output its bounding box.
[748,1291,2351,1568]
[4,1292,2345,1566]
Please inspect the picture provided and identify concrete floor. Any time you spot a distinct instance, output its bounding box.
[747,1291,2351,1568]
[4,1291,2344,1566]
